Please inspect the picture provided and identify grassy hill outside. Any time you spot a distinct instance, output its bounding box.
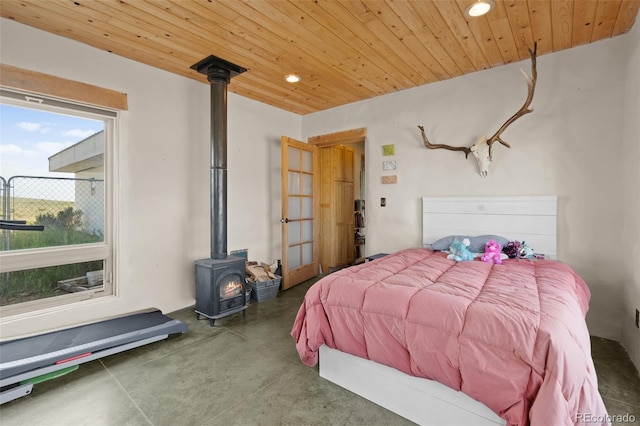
[1,197,104,306]
[4,197,75,224]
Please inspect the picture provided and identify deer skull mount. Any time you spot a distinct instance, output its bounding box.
[470,136,491,177]
[418,43,537,177]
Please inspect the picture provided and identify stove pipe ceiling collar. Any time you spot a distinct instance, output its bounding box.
[191,56,247,260]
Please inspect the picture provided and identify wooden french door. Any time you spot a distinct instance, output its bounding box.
[280,136,320,289]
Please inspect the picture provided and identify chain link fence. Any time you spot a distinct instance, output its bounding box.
[1,175,104,251]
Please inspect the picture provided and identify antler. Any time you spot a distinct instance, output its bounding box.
[417,42,537,161]
[486,42,537,159]
[418,125,471,158]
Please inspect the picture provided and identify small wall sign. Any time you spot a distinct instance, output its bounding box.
[383,160,396,171]
[382,144,395,156]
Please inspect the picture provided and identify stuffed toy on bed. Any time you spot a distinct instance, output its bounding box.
[503,240,540,260]
[481,239,503,264]
[447,238,474,262]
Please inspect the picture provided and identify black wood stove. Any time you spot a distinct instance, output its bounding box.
[194,257,246,326]
[191,55,248,327]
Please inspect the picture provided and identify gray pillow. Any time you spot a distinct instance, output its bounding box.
[429,234,509,252]
[467,235,509,252]
[429,235,468,251]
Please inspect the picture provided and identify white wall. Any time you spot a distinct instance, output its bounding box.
[0,19,300,339]
[621,21,640,368]
[302,36,629,342]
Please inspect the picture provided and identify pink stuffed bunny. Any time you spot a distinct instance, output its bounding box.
[481,239,503,264]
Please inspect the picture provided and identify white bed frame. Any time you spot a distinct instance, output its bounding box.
[319,196,557,426]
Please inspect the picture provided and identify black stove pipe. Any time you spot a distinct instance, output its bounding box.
[191,56,246,260]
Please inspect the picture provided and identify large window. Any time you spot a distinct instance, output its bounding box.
[0,89,116,315]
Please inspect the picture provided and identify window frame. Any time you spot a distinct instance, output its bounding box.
[0,90,119,316]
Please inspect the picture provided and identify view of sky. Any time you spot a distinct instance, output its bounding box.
[0,103,104,201]
[0,103,103,179]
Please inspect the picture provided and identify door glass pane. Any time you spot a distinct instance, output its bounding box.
[288,146,300,170]
[288,245,301,269]
[301,197,312,218]
[302,219,313,241]
[288,172,300,195]
[302,243,313,265]
[288,196,301,220]
[302,173,312,195]
[302,150,312,172]
[288,221,300,245]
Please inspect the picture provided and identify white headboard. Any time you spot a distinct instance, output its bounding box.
[422,196,557,259]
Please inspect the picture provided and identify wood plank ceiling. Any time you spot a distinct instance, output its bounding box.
[1,0,638,115]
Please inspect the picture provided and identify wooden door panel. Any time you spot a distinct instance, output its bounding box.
[344,148,354,182]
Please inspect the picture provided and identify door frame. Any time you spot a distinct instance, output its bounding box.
[309,128,367,270]
[308,128,367,147]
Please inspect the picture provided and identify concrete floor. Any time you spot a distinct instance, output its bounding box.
[1,277,638,426]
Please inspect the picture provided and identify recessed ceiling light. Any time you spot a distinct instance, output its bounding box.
[464,0,495,17]
[285,74,301,83]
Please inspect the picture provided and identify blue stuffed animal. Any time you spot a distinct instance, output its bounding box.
[447,238,474,262]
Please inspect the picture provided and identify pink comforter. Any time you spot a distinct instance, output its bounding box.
[291,248,609,426]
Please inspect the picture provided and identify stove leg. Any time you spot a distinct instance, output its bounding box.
[195,312,214,327]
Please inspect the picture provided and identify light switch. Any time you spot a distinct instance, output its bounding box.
[381,198,386,207]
